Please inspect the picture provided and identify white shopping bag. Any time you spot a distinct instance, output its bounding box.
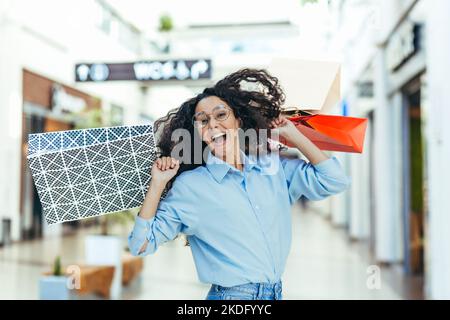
[268,57,341,114]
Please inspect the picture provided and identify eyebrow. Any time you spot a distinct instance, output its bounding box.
[194,104,226,116]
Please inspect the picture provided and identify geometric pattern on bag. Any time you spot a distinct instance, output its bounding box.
[27,125,158,225]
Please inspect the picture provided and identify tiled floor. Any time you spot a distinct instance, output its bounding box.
[0,203,415,300]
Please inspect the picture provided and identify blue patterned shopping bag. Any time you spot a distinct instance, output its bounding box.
[27,125,158,225]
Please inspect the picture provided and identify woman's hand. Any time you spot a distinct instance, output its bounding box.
[151,157,180,186]
[270,116,301,145]
[271,116,329,165]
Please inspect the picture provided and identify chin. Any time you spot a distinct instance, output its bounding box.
[209,140,236,160]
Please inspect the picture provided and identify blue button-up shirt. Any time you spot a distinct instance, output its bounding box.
[128,150,350,287]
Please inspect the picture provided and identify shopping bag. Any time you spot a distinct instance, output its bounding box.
[278,114,368,154]
[27,125,158,225]
[269,58,341,114]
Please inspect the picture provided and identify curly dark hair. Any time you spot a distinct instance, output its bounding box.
[154,68,285,183]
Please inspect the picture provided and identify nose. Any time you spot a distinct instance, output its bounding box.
[207,116,220,129]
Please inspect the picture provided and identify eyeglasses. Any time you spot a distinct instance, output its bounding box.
[192,105,232,128]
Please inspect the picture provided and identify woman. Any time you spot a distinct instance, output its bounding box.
[128,69,350,300]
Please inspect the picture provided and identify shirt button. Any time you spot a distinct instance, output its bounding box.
[255,206,259,210]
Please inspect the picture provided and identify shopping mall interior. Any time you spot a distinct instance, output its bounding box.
[1,0,449,300]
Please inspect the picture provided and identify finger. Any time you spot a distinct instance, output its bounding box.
[170,158,176,169]
[163,157,169,171]
[156,158,162,169]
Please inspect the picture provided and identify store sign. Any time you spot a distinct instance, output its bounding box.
[51,85,87,114]
[357,81,374,98]
[75,59,212,82]
[386,22,422,72]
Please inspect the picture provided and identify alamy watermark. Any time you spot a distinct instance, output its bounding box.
[167,127,283,172]
[66,265,81,290]
[366,265,382,290]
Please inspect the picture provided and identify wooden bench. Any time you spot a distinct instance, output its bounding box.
[55,254,144,299]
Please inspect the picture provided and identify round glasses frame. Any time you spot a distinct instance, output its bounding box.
[192,105,232,128]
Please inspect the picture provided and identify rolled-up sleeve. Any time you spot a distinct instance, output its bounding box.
[128,179,197,257]
[281,156,351,204]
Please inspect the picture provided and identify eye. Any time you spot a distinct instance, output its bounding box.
[193,117,208,127]
[216,111,227,120]
[214,107,230,121]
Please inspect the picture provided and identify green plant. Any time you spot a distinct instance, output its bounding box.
[74,107,105,130]
[158,14,173,32]
[53,256,63,276]
[301,0,318,5]
[99,209,137,236]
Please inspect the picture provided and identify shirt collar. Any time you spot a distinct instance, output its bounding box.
[206,149,263,183]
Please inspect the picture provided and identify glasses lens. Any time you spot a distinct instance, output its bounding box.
[193,113,209,128]
[213,107,230,122]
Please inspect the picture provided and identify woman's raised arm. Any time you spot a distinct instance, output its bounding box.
[129,157,180,255]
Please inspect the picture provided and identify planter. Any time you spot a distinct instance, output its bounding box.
[39,276,71,300]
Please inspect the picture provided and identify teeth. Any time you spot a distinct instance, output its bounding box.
[212,133,225,142]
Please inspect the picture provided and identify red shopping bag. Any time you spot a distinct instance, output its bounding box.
[278,114,368,154]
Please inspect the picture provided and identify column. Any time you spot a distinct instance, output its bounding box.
[373,48,402,263]
[425,0,450,300]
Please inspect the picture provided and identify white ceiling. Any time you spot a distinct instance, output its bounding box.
[105,0,299,35]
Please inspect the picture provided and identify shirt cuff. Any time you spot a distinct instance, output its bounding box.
[133,215,156,241]
[128,215,157,256]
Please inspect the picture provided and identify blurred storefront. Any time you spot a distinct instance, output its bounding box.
[332,0,450,299]
[383,16,427,281]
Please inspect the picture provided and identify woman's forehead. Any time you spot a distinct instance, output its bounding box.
[195,96,229,113]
